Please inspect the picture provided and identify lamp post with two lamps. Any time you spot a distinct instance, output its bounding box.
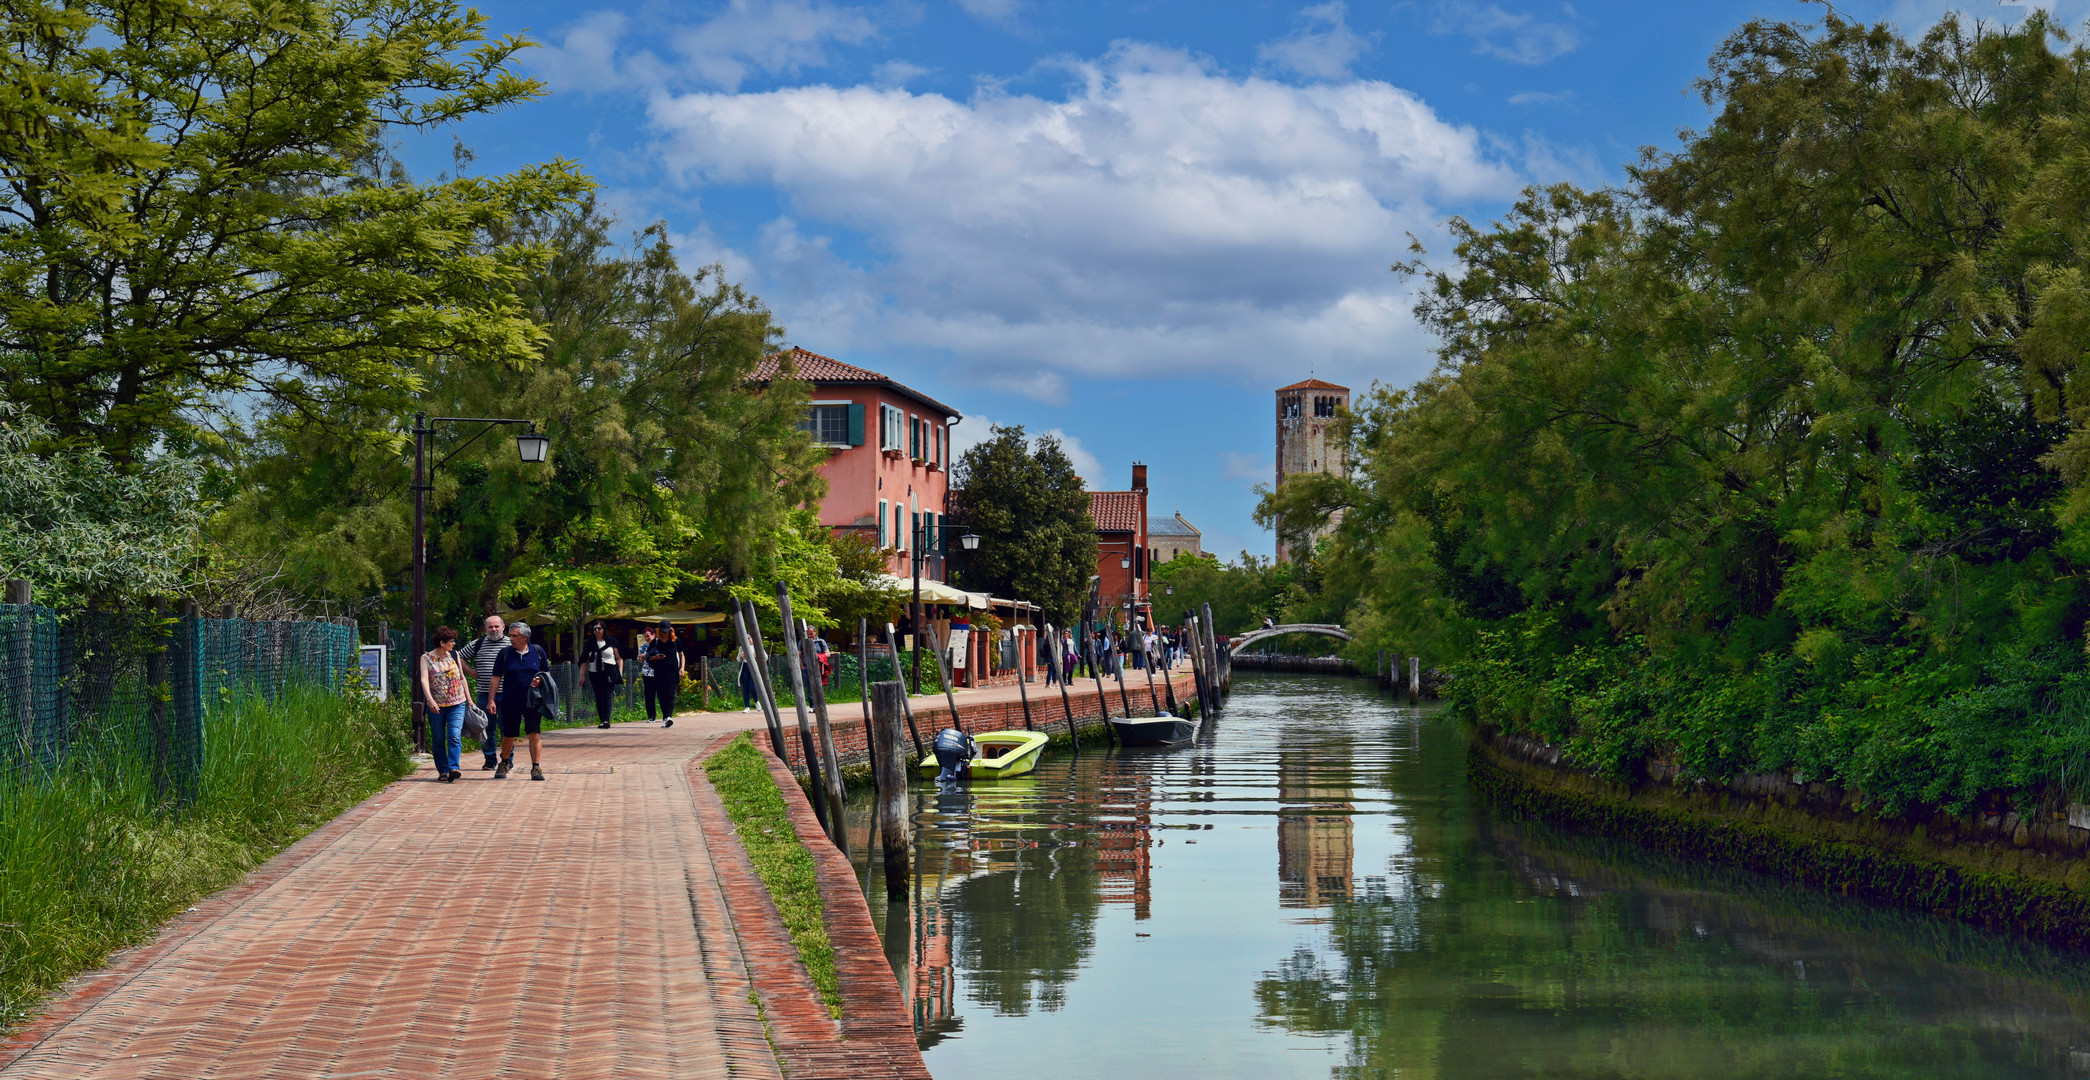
[410,413,551,752]
[909,517,980,690]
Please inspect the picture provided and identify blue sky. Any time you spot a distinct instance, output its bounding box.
[416,0,2058,558]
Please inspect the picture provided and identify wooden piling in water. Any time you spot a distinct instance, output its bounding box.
[1045,623,1079,753]
[733,602,788,761]
[1111,629,1136,718]
[798,618,848,848]
[869,680,911,899]
[1137,626,1161,714]
[858,617,872,732]
[774,585,832,838]
[1014,627,1036,730]
[1409,655,1421,704]
[927,623,964,733]
[883,622,925,757]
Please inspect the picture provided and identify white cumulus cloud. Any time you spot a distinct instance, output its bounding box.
[645,41,1525,397]
[949,416,1106,485]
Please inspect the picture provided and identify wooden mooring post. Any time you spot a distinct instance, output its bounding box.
[1045,623,1079,753]
[883,622,925,757]
[1408,655,1421,704]
[797,618,848,850]
[734,602,788,762]
[1013,627,1036,730]
[870,680,911,898]
[774,585,834,840]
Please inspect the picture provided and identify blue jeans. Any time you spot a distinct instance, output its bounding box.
[477,690,498,763]
[434,701,466,773]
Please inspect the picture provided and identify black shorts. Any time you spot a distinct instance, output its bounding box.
[497,705,542,739]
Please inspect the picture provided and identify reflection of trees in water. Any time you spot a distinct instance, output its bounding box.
[1255,819,2090,1079]
[948,840,1102,1015]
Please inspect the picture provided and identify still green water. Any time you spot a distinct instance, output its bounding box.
[843,673,2090,1079]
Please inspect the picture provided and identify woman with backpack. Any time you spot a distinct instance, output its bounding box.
[581,621,621,729]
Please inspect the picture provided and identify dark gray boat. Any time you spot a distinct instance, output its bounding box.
[1109,713,1198,746]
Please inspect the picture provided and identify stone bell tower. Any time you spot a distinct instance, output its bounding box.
[1273,379,1349,563]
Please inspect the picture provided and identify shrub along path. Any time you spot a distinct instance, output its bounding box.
[0,710,926,1079]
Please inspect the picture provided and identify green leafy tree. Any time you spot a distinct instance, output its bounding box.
[0,403,199,601]
[1300,11,2090,811]
[1152,552,1298,637]
[0,0,589,462]
[945,425,1097,626]
[216,199,825,628]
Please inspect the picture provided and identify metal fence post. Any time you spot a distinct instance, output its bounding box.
[172,599,202,804]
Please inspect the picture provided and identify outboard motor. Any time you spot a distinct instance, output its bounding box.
[932,726,976,783]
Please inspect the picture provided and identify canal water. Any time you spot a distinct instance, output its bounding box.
[844,672,2090,1078]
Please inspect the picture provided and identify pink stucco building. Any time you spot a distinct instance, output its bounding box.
[750,348,962,580]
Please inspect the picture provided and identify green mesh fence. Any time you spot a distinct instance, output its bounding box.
[0,604,358,801]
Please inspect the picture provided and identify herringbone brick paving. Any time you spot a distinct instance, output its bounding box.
[0,673,1111,1079]
[0,713,853,1080]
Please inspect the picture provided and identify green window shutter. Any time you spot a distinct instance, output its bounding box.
[847,403,864,446]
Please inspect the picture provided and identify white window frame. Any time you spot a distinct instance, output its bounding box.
[880,404,904,452]
[802,399,851,447]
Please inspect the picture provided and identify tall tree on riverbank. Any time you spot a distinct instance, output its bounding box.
[216,198,830,625]
[1285,11,2090,811]
[0,0,589,463]
[945,425,1097,625]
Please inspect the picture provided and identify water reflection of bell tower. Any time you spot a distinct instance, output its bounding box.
[1277,750,1354,907]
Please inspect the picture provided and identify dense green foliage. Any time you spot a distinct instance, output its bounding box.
[1266,13,2090,814]
[946,425,1098,626]
[1151,552,1299,636]
[0,404,200,601]
[0,0,587,463]
[0,686,409,1028]
[704,735,841,1018]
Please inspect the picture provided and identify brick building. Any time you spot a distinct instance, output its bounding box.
[1273,378,1350,563]
[1088,463,1151,620]
[750,348,962,580]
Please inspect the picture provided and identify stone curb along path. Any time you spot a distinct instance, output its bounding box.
[0,715,929,1079]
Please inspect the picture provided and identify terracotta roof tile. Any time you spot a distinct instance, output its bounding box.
[749,347,888,383]
[747,347,962,419]
[1089,491,1143,532]
[1276,377,1348,392]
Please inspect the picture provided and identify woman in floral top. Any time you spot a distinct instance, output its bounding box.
[420,626,469,783]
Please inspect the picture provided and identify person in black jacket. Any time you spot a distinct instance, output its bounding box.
[640,622,685,727]
[581,621,621,729]
[489,623,552,781]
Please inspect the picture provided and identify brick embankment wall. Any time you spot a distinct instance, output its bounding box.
[690,733,932,1080]
[765,672,1199,777]
[1474,727,2090,947]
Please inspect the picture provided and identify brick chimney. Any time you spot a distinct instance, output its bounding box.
[1131,462,1147,492]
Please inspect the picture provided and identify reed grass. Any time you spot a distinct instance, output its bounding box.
[703,734,842,1018]
[0,685,410,1029]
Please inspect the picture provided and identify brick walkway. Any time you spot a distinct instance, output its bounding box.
[0,712,848,1080]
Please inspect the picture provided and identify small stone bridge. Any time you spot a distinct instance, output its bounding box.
[1226,623,1351,654]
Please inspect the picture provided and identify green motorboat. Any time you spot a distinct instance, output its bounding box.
[918,729,1050,781]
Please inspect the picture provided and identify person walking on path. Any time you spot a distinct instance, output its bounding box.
[490,622,552,780]
[738,656,759,710]
[582,621,622,729]
[640,622,684,727]
[458,614,507,770]
[419,626,469,783]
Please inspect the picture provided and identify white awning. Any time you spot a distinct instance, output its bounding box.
[873,574,978,607]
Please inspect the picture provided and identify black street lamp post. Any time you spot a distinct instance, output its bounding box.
[910,517,980,690]
[411,413,550,752]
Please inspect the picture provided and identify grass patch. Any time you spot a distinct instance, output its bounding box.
[704,734,843,1019]
[0,684,411,1030]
